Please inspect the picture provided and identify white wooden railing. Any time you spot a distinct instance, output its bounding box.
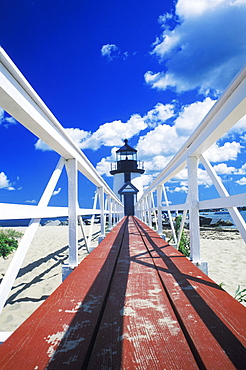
[0,47,124,315]
[0,46,245,324]
[136,65,246,270]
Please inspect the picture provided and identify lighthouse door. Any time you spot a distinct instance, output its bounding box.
[118,181,138,216]
[124,193,134,216]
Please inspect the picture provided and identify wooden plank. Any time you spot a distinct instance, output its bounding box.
[0,218,127,370]
[1,216,245,369]
[134,217,246,369]
[87,216,198,369]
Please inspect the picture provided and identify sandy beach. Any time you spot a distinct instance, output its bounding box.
[0,224,100,333]
[200,227,246,302]
[0,224,245,334]
[164,226,246,304]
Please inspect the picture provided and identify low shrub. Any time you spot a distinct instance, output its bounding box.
[0,229,23,259]
[234,285,246,303]
[175,215,190,257]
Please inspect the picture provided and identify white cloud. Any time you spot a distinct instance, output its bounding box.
[136,125,181,160]
[146,0,246,94]
[33,94,242,193]
[171,185,188,193]
[34,98,215,159]
[168,159,244,189]
[241,134,246,142]
[35,128,90,151]
[101,44,130,60]
[52,187,61,196]
[0,108,4,122]
[135,97,216,174]
[175,98,216,136]
[35,139,52,151]
[0,172,9,188]
[176,0,228,19]
[213,163,236,175]
[170,166,214,187]
[143,103,175,127]
[101,44,119,60]
[82,114,147,150]
[236,177,246,185]
[235,163,246,175]
[96,157,112,176]
[226,114,246,137]
[141,174,154,187]
[65,128,91,145]
[173,168,188,181]
[197,168,213,187]
[4,117,17,127]
[94,97,223,180]
[0,171,15,190]
[0,109,18,128]
[144,71,180,91]
[205,141,241,162]
[35,114,147,152]
[96,147,117,175]
[6,186,15,191]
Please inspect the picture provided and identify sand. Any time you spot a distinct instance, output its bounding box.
[200,227,246,302]
[0,225,245,334]
[0,224,100,333]
[164,227,246,304]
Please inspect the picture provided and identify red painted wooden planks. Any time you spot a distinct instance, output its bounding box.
[0,218,127,370]
[134,217,246,369]
[1,216,245,369]
[87,216,198,369]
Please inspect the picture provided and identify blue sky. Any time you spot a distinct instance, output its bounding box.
[0,0,246,209]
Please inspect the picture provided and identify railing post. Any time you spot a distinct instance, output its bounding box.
[151,192,157,230]
[0,157,65,313]
[163,184,177,246]
[114,201,117,224]
[187,156,200,263]
[157,185,163,235]
[87,189,98,251]
[121,203,124,219]
[140,199,144,221]
[117,202,120,223]
[99,186,105,240]
[135,202,138,217]
[107,194,112,230]
[201,154,246,243]
[112,200,116,226]
[66,158,78,268]
[143,196,147,224]
[145,196,148,224]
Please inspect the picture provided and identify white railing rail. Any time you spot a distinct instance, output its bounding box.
[135,65,246,266]
[0,47,124,316]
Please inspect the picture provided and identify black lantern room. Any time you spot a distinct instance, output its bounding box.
[110,139,144,181]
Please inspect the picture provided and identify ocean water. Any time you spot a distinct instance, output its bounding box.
[0,217,68,227]
[0,211,245,229]
[199,210,246,229]
[0,215,100,228]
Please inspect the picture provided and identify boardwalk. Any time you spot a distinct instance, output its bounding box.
[0,216,245,369]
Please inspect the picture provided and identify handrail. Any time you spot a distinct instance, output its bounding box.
[141,66,246,195]
[0,48,124,319]
[135,65,246,265]
[0,47,120,202]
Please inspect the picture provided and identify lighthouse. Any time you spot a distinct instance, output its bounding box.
[110,139,145,215]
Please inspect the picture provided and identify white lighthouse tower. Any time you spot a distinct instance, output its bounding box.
[110,139,145,215]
